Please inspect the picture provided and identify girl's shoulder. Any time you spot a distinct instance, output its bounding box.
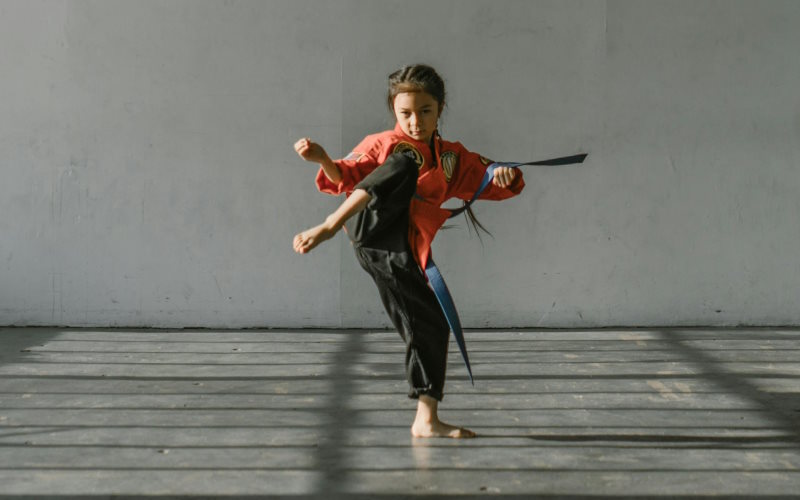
[440,136,465,149]
[438,136,474,157]
[438,136,495,166]
[365,128,402,145]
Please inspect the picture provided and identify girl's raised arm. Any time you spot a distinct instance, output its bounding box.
[294,137,341,184]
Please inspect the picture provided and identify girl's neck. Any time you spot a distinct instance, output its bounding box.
[393,122,438,146]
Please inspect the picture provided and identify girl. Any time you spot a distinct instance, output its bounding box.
[293,64,524,439]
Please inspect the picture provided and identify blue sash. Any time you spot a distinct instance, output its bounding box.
[426,153,588,384]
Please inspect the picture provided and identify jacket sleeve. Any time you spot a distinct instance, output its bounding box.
[315,137,380,195]
[447,143,525,202]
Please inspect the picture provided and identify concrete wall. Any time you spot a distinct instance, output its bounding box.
[1,0,798,328]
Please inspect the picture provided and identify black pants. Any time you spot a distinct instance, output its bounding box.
[346,153,450,401]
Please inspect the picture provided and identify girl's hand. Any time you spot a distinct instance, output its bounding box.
[492,166,517,188]
[294,137,329,164]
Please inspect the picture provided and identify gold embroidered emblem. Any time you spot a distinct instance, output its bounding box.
[440,151,457,182]
[393,142,425,170]
[479,155,493,166]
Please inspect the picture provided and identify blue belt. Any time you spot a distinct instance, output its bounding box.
[425,153,588,384]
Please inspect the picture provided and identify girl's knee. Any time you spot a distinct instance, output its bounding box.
[383,152,419,193]
[386,152,419,178]
[352,152,419,214]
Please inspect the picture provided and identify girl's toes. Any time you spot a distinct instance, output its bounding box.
[459,428,477,438]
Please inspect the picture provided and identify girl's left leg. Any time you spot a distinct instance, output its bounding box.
[295,153,475,437]
[413,395,476,438]
[354,246,475,439]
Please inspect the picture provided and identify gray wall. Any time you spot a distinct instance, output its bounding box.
[2,0,798,328]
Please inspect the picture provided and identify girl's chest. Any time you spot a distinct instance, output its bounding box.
[417,166,448,202]
[375,138,449,202]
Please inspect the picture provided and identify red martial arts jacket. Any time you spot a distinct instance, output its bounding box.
[316,122,525,270]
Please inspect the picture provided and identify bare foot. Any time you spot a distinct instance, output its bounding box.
[294,189,371,254]
[411,395,476,439]
[411,419,477,439]
[293,222,337,254]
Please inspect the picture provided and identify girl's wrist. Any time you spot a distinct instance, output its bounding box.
[320,156,342,183]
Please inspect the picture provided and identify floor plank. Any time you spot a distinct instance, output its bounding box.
[1,327,799,497]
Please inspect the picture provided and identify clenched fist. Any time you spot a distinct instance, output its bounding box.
[294,137,329,164]
[492,166,517,188]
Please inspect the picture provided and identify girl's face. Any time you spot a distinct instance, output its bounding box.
[393,91,442,143]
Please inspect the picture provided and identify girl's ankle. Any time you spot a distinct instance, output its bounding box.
[323,215,342,232]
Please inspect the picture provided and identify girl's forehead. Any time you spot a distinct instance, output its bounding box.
[394,91,440,107]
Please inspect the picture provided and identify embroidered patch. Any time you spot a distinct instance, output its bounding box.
[440,151,457,182]
[479,155,493,166]
[344,151,366,162]
[393,142,424,170]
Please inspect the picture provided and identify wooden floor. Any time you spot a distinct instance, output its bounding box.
[1,327,799,498]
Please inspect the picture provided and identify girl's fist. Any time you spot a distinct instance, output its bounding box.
[294,137,327,163]
[492,166,517,188]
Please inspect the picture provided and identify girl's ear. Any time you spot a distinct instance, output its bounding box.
[438,102,445,118]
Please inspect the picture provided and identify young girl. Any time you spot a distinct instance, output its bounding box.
[293,64,524,439]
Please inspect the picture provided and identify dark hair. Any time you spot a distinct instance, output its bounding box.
[387,64,491,240]
[387,64,446,113]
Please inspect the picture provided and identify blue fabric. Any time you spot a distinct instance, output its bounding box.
[448,154,588,219]
[424,256,473,385]
[427,153,588,383]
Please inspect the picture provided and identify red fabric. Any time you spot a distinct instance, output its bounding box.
[316,123,525,269]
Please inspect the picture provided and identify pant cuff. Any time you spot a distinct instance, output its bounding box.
[408,387,444,402]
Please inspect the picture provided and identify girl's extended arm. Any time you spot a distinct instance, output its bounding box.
[294,137,341,184]
[492,166,517,189]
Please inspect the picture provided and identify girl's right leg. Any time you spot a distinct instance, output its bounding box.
[293,151,421,254]
[293,189,371,254]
